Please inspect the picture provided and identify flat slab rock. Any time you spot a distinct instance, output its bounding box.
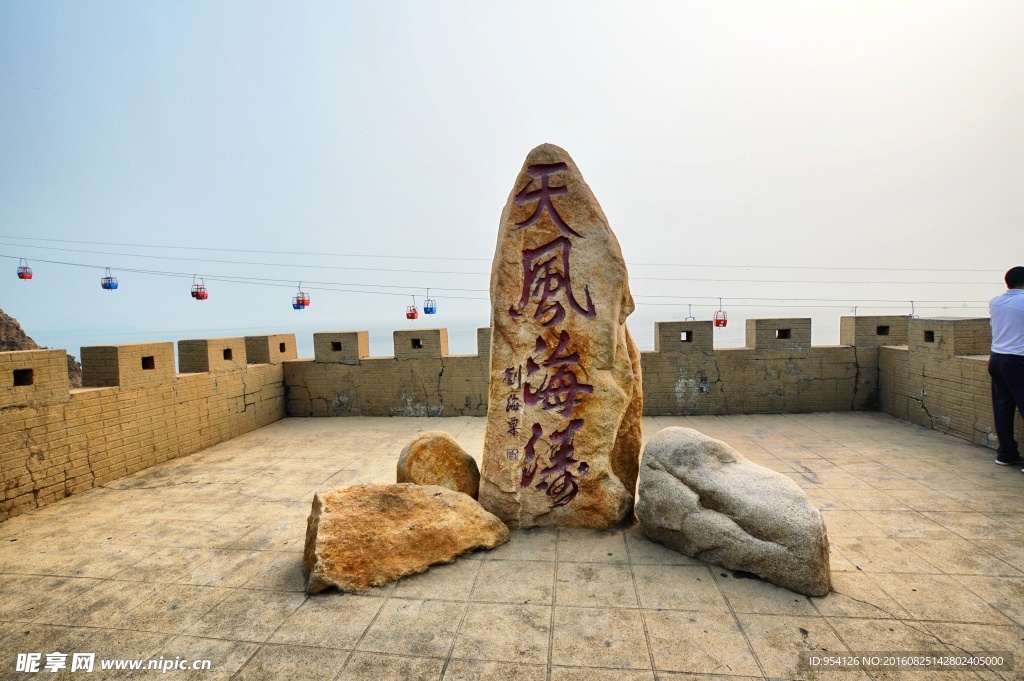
[304,483,509,594]
[635,427,831,597]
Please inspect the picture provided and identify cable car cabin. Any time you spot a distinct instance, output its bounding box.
[100,268,118,290]
[713,310,728,328]
[406,305,419,320]
[16,259,32,280]
[296,291,310,307]
[292,295,306,310]
[424,298,437,315]
[191,283,209,300]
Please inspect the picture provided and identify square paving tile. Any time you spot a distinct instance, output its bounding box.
[556,529,629,563]
[450,603,550,663]
[623,525,702,566]
[714,573,817,616]
[156,636,260,680]
[870,573,1014,625]
[184,589,306,642]
[269,594,385,649]
[357,598,464,658]
[482,528,557,562]
[631,564,729,612]
[735,613,861,680]
[443,659,547,680]
[644,609,760,676]
[551,606,650,670]
[392,558,482,602]
[120,583,235,634]
[233,643,349,681]
[337,651,445,680]
[472,559,555,605]
[556,562,638,608]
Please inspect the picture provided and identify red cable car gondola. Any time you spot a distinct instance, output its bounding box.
[16,258,32,280]
[406,295,419,320]
[191,276,208,300]
[100,267,118,290]
[292,283,309,310]
[713,298,727,328]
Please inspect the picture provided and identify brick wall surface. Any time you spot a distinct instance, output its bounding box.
[285,317,906,417]
[1,342,286,522]
[0,349,69,409]
[878,317,1021,449]
[81,343,176,390]
[178,337,248,373]
[287,327,488,417]
[245,334,297,364]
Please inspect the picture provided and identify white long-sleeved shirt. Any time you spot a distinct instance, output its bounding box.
[990,289,1024,355]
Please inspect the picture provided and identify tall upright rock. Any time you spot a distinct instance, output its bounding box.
[479,144,642,529]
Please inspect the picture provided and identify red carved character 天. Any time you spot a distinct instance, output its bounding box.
[514,163,581,238]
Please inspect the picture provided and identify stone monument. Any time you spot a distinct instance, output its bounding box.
[479,143,642,529]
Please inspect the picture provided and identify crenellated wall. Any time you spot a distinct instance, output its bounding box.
[284,328,490,417]
[878,317,1022,448]
[284,316,912,417]
[4,313,1018,522]
[0,336,291,521]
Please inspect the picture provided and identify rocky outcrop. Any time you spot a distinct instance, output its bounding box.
[0,308,82,388]
[304,483,509,593]
[479,143,642,529]
[397,431,480,498]
[635,427,831,597]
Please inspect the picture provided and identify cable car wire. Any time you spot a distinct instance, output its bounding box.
[0,234,1002,273]
[0,253,992,310]
[0,242,998,285]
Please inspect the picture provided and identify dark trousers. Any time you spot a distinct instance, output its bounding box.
[990,352,1024,457]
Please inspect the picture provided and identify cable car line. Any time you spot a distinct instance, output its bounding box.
[0,252,993,309]
[0,242,491,277]
[0,242,996,285]
[0,234,1002,273]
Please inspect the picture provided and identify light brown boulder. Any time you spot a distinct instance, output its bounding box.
[397,431,480,498]
[304,483,509,593]
[479,143,642,529]
[635,427,831,597]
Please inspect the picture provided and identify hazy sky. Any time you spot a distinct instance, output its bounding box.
[1,1,1021,358]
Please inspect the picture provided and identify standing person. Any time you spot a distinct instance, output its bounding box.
[991,266,1024,467]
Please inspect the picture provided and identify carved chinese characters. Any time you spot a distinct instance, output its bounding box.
[480,143,643,529]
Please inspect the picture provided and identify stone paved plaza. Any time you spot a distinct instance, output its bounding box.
[1,413,1023,680]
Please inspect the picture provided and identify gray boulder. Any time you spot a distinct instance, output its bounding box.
[635,427,831,597]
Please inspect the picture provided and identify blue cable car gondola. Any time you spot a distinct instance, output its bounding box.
[101,267,118,290]
[423,289,436,315]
